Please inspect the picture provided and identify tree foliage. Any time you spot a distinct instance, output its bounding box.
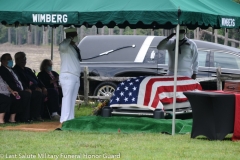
[0,21,239,48]
[234,0,240,4]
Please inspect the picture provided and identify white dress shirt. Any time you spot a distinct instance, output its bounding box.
[59,39,81,77]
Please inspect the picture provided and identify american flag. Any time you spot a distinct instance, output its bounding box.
[110,76,202,110]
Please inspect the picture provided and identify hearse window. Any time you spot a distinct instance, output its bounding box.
[198,50,208,67]
[157,50,168,65]
[144,47,158,63]
[213,51,239,69]
[158,50,207,66]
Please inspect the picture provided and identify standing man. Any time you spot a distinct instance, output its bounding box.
[59,27,81,123]
[157,26,199,79]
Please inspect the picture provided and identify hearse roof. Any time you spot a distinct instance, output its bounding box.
[78,35,240,62]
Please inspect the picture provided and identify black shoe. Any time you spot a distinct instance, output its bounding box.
[34,117,44,122]
[32,117,43,122]
[8,121,17,123]
[55,128,62,131]
[24,119,33,123]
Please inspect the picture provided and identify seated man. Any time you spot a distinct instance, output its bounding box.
[0,53,32,123]
[13,52,60,120]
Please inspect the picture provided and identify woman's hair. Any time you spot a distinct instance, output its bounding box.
[40,59,51,71]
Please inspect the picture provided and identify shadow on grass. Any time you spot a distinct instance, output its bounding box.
[193,134,233,141]
[0,104,93,128]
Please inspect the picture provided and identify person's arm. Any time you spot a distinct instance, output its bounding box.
[1,67,24,92]
[37,72,49,87]
[25,68,44,89]
[12,67,28,90]
[191,42,199,79]
[157,33,176,50]
[7,86,18,96]
[52,71,60,87]
[59,39,71,52]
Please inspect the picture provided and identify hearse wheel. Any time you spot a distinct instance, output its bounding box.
[94,82,117,97]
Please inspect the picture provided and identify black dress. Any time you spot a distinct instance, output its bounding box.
[0,66,31,121]
[37,70,63,115]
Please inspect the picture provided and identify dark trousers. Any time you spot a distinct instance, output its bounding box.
[2,94,22,121]
[58,87,63,105]
[30,90,44,119]
[57,87,63,115]
[0,94,11,113]
[17,91,31,121]
[46,88,59,114]
[9,94,21,114]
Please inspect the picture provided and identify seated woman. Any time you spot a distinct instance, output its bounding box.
[37,59,62,119]
[0,75,19,124]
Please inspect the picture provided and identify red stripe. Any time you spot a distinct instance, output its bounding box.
[148,83,202,108]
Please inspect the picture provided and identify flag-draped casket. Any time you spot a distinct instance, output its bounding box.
[110,76,202,110]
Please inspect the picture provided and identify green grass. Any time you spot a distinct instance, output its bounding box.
[75,104,93,117]
[0,104,240,160]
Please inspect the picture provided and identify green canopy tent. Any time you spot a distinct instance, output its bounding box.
[1,0,240,135]
[0,0,240,29]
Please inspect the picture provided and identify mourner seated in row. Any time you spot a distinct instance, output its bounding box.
[0,75,20,124]
[0,54,32,123]
[0,52,61,122]
[14,52,61,120]
[37,59,63,115]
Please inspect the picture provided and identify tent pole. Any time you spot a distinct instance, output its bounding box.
[211,28,214,43]
[172,24,180,135]
[51,27,54,60]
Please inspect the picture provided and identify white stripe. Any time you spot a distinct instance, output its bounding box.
[110,104,156,110]
[137,76,154,105]
[159,90,200,101]
[134,36,155,62]
[159,92,187,100]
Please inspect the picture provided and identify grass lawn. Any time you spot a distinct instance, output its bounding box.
[0,105,240,160]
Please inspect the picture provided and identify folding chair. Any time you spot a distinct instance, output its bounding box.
[75,94,83,110]
[42,102,52,120]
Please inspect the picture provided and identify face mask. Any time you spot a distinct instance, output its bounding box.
[179,33,185,40]
[7,60,13,68]
[72,36,78,43]
[47,66,52,72]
